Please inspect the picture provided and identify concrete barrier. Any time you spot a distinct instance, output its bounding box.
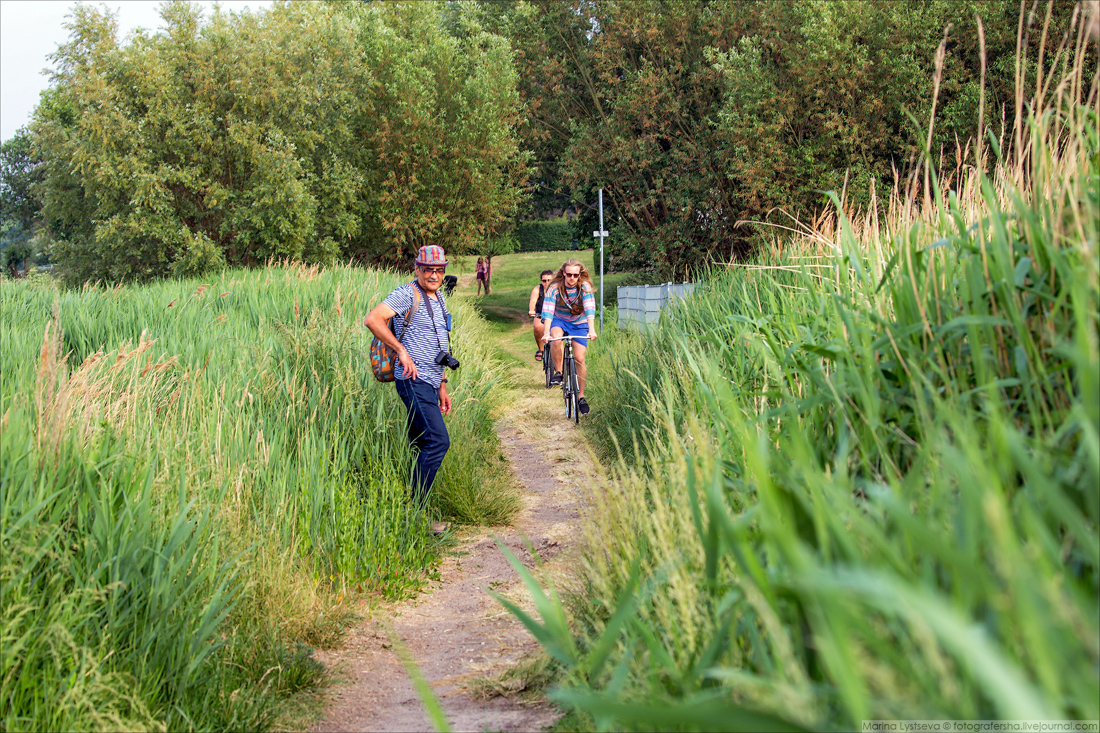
[617,282,697,330]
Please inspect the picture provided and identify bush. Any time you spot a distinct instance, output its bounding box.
[516,219,575,252]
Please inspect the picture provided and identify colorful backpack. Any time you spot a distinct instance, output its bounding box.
[369,285,421,382]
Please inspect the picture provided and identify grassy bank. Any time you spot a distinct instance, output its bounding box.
[1,262,515,730]
[507,29,1099,731]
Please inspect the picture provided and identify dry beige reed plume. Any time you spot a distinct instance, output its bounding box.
[34,315,182,464]
[275,259,324,281]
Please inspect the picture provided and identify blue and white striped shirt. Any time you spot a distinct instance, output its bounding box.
[382,282,451,389]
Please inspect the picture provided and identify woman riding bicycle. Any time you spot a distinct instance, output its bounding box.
[540,259,597,415]
[528,269,554,361]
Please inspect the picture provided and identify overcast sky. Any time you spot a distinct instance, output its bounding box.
[1,0,272,142]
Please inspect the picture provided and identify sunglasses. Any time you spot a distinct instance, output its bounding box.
[541,278,552,283]
[564,272,581,279]
[420,267,446,275]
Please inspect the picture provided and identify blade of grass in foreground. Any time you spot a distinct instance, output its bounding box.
[388,629,453,733]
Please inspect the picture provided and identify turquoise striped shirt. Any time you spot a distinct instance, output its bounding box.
[540,284,595,326]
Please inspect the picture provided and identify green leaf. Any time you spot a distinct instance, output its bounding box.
[551,689,807,732]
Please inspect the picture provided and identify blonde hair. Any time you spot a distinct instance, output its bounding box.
[548,259,594,316]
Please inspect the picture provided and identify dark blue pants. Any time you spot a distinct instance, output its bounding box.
[395,378,450,508]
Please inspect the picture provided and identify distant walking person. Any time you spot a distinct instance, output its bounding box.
[541,259,597,414]
[364,245,459,535]
[475,257,488,296]
[528,270,554,360]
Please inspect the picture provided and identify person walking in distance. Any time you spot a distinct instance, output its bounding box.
[475,257,487,296]
[540,259,597,414]
[364,245,459,535]
[528,269,554,361]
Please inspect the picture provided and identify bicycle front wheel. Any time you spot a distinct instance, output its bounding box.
[562,355,572,417]
[569,368,580,424]
[543,344,553,389]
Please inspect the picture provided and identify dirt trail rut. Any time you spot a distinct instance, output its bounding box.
[313,351,589,732]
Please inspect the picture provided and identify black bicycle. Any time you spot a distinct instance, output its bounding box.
[544,335,582,424]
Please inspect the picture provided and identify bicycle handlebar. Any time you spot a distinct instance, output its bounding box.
[543,334,597,342]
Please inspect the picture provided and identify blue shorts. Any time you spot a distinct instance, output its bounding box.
[551,317,588,348]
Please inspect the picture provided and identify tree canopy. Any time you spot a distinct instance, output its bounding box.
[487,0,1089,277]
[14,0,1093,283]
[0,128,43,233]
[31,0,529,284]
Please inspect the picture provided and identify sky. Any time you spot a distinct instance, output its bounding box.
[1,0,272,142]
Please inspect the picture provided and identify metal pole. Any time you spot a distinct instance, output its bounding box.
[594,188,607,332]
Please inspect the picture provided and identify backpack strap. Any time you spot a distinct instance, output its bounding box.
[395,282,421,343]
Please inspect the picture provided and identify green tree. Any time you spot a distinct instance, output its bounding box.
[0,128,44,234]
[32,1,528,284]
[1,224,34,276]
[344,1,531,267]
[707,0,1082,221]
[489,0,770,277]
[491,0,1087,277]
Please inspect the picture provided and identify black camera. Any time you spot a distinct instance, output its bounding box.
[435,350,460,370]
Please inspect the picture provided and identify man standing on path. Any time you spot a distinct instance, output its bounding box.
[364,245,457,535]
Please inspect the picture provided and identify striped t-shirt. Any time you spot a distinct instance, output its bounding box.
[382,282,451,389]
[540,284,595,327]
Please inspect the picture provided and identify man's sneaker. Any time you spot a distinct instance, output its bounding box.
[577,397,590,415]
[549,371,563,386]
[431,521,451,536]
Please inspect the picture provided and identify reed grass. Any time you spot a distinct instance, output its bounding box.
[1,261,515,730]
[506,11,1098,731]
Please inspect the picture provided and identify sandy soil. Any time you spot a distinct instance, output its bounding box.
[313,318,593,733]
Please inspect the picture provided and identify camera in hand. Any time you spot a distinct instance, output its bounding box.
[435,350,460,370]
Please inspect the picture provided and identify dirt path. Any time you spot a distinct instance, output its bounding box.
[313,315,594,732]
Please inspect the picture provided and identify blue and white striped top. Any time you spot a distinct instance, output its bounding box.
[382,282,451,389]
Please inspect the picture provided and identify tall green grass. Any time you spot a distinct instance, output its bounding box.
[1,261,516,730]
[506,18,1099,731]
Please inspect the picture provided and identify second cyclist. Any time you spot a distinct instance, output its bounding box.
[528,269,554,361]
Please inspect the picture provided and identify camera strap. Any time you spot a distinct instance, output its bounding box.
[414,282,446,354]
